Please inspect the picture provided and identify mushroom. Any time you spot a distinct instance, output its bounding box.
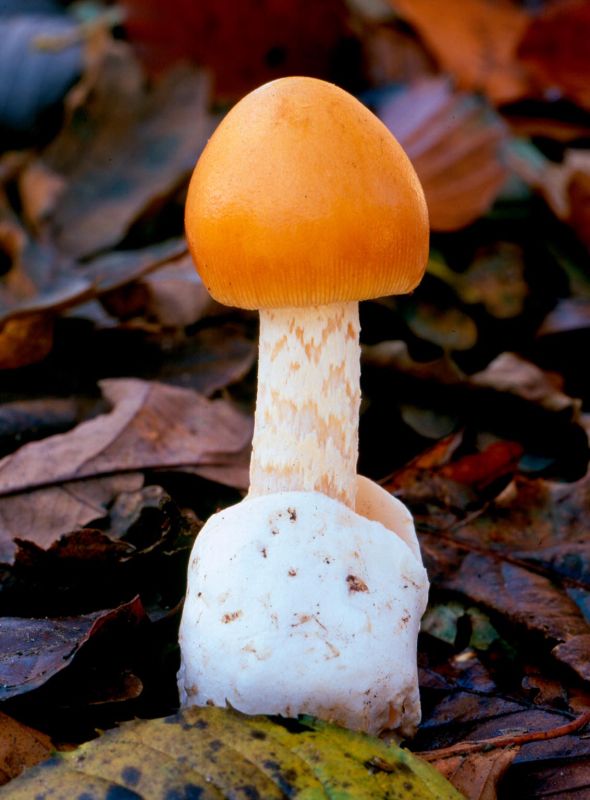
[178,76,430,735]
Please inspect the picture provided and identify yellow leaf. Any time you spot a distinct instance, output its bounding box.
[0,706,464,799]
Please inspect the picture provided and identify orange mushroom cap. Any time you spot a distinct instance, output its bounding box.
[185,76,429,310]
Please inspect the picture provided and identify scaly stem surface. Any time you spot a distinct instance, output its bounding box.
[249,302,361,509]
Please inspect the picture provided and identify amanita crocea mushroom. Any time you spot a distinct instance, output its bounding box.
[178,76,430,736]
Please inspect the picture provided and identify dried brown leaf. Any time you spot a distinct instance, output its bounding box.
[17,161,66,235]
[0,474,143,564]
[469,352,580,415]
[0,379,250,493]
[120,0,353,100]
[455,244,527,319]
[403,302,478,351]
[41,40,212,259]
[0,397,83,457]
[445,556,589,644]
[0,314,54,370]
[0,380,251,561]
[552,636,590,682]
[0,596,146,700]
[363,340,463,385]
[363,22,437,86]
[508,143,590,250]
[153,325,257,397]
[380,79,509,230]
[390,0,531,104]
[427,747,517,800]
[450,471,590,556]
[0,713,52,786]
[518,0,590,110]
[140,253,218,327]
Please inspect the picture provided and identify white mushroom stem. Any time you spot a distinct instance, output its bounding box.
[249,302,361,509]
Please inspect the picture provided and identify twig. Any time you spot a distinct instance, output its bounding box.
[417,709,590,760]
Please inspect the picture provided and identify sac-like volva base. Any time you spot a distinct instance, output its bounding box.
[178,477,429,736]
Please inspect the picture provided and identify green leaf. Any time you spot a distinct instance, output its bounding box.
[0,706,464,799]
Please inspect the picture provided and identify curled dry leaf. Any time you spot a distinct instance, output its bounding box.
[0,474,143,564]
[552,636,590,682]
[40,39,212,259]
[390,0,531,104]
[139,252,218,327]
[363,340,463,385]
[0,379,251,562]
[379,78,509,231]
[0,237,191,367]
[507,142,590,251]
[0,596,146,701]
[0,192,84,313]
[78,239,188,299]
[469,352,580,415]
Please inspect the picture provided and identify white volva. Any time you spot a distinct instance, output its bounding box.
[178,476,429,736]
[249,303,361,509]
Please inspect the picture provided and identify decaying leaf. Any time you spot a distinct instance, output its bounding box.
[468,352,580,415]
[518,0,590,111]
[420,463,590,682]
[0,314,54,370]
[0,232,189,345]
[0,474,143,564]
[0,396,83,457]
[379,79,508,231]
[152,325,257,397]
[120,0,354,100]
[444,556,590,679]
[390,0,530,104]
[40,40,212,259]
[362,21,437,87]
[0,13,82,144]
[0,379,250,495]
[403,302,478,351]
[1,705,463,799]
[0,596,146,701]
[0,712,52,786]
[139,253,218,327]
[507,141,590,251]
[0,379,251,561]
[424,747,517,800]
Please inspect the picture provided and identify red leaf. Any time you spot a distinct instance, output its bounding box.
[120,0,352,100]
[0,596,146,700]
[518,0,590,110]
[441,441,523,491]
